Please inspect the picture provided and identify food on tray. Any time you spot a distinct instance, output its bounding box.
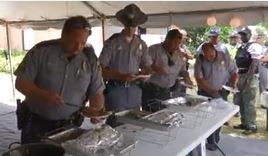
[62,125,121,154]
[82,107,111,119]
[125,110,150,119]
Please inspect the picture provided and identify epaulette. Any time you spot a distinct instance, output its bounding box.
[106,33,121,41]
[34,39,60,49]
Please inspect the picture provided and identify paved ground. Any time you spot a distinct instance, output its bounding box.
[0,103,20,153]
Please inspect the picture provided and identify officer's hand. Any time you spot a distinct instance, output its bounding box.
[82,107,104,124]
[135,74,151,81]
[42,91,63,105]
[230,84,238,91]
[260,55,268,62]
[90,118,102,124]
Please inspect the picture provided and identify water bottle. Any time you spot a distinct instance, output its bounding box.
[260,91,268,108]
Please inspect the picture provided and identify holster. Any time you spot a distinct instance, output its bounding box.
[16,99,30,130]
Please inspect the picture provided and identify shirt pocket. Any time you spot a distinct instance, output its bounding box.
[73,68,91,92]
[47,60,61,75]
[135,47,143,57]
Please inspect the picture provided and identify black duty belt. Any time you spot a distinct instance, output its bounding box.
[107,80,137,87]
[29,111,79,127]
[238,69,248,74]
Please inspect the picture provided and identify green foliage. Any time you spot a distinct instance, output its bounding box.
[257,22,268,29]
[0,49,26,73]
[183,26,233,54]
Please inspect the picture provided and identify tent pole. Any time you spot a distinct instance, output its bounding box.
[102,18,105,43]
[5,23,16,102]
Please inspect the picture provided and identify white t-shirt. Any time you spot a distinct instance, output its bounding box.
[242,43,263,59]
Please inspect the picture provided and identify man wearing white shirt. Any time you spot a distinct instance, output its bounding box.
[255,31,268,93]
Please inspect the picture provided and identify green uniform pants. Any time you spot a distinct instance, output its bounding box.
[234,73,258,127]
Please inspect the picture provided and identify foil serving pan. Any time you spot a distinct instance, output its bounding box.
[45,125,137,156]
[162,94,209,107]
[116,109,184,131]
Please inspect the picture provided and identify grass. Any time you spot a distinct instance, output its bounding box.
[0,49,26,73]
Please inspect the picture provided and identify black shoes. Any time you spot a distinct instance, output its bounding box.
[233,124,258,135]
[234,112,240,117]
[242,126,258,135]
[206,143,217,151]
[224,122,229,126]
[233,124,247,130]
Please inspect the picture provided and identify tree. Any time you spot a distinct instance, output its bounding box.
[183,26,233,54]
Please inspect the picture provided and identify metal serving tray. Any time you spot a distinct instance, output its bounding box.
[44,127,137,156]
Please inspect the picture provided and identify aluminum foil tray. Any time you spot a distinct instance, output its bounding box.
[46,125,137,156]
[144,109,184,126]
[162,94,209,107]
[116,109,184,131]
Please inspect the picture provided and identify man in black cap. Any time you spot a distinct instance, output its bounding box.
[99,4,152,112]
[233,27,263,135]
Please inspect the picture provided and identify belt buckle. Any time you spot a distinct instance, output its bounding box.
[124,81,130,87]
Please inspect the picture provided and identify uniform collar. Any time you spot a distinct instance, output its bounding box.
[119,31,139,44]
[58,44,84,63]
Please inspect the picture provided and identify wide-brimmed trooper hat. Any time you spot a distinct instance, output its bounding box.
[116,4,148,27]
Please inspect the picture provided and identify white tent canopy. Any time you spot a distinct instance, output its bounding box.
[1,1,268,101]
[1,1,268,29]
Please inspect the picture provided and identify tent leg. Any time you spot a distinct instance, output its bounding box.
[102,18,105,43]
[5,23,16,102]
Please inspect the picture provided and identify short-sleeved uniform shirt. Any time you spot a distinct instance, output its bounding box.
[194,51,238,91]
[148,43,187,88]
[99,33,152,75]
[14,39,105,120]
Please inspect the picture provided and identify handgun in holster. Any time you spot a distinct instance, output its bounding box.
[16,99,30,130]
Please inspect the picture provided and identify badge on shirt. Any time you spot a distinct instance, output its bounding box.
[139,44,142,50]
[82,61,86,72]
[117,46,123,51]
[136,44,143,56]
[220,60,225,66]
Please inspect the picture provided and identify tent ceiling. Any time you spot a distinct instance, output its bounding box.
[1,1,268,29]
